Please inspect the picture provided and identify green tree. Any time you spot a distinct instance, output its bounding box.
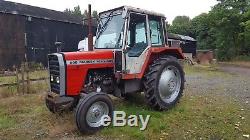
[64,5,83,18]
[64,5,98,19]
[165,22,170,29]
[92,11,98,19]
[210,0,248,60]
[210,6,238,59]
[189,0,250,60]
[241,10,250,54]
[191,13,216,50]
[168,16,193,37]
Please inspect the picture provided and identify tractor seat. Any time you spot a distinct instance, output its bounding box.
[128,42,147,57]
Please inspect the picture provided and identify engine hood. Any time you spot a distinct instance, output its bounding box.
[63,50,114,60]
[59,50,114,95]
[62,50,114,65]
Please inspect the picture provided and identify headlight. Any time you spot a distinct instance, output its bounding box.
[50,76,53,82]
[56,77,60,84]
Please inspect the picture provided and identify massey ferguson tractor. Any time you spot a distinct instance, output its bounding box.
[46,5,185,134]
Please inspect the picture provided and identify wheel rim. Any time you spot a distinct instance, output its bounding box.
[86,101,109,127]
[158,65,181,103]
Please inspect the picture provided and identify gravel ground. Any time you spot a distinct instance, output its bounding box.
[219,64,250,76]
[185,65,250,108]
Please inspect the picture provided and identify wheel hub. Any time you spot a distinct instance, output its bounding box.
[168,78,177,91]
[92,108,101,118]
[86,101,109,127]
[158,66,181,103]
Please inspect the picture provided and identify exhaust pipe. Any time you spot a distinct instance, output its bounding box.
[88,4,93,51]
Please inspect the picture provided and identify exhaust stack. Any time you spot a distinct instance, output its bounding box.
[88,4,93,51]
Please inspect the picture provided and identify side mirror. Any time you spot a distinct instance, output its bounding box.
[78,39,88,51]
[78,36,96,51]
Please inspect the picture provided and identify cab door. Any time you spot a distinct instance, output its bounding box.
[124,13,165,75]
[124,13,150,74]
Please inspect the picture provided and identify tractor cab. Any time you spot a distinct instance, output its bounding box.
[95,6,168,75]
[95,6,166,49]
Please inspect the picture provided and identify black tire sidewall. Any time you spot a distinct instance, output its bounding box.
[75,93,114,134]
[154,59,185,109]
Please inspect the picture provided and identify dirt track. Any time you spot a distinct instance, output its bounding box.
[186,64,250,108]
[219,64,250,77]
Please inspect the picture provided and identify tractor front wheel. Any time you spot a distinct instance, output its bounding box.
[144,56,185,111]
[75,92,114,134]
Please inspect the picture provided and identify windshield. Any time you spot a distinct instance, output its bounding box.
[95,14,125,49]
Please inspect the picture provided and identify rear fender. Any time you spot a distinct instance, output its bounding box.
[122,47,184,79]
[148,47,185,60]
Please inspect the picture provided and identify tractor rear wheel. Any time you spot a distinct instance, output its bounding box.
[75,92,114,134]
[144,56,184,111]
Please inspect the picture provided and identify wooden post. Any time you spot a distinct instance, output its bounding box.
[25,62,30,94]
[15,66,20,93]
[21,63,25,95]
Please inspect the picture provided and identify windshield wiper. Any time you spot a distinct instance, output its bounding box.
[96,10,115,39]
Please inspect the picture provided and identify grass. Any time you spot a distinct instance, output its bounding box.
[0,92,249,139]
[217,55,250,68]
[0,70,48,85]
[184,64,233,79]
[0,86,18,98]
[0,113,15,129]
[0,80,49,98]
[101,93,250,140]
[0,66,249,139]
[233,55,250,61]
[0,70,49,98]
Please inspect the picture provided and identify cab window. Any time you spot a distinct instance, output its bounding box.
[127,13,148,57]
[149,17,164,46]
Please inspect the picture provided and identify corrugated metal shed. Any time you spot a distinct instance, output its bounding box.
[0,0,97,69]
[167,33,197,57]
[0,13,26,69]
[167,33,196,42]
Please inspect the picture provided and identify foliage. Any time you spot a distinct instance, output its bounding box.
[28,62,44,70]
[241,10,250,54]
[64,5,82,18]
[191,13,217,50]
[233,55,250,61]
[169,0,250,60]
[64,5,98,19]
[168,16,193,37]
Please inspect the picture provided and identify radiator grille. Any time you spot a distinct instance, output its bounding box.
[48,55,60,94]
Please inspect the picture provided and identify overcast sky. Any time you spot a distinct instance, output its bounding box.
[7,0,218,23]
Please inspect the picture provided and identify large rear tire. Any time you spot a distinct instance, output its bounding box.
[75,92,114,134]
[144,56,185,111]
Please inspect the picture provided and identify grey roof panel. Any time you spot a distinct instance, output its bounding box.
[167,33,196,42]
[0,0,83,24]
[99,6,165,18]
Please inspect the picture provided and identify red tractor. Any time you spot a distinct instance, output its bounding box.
[46,6,185,134]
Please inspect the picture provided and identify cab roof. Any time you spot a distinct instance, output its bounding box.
[99,6,165,18]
